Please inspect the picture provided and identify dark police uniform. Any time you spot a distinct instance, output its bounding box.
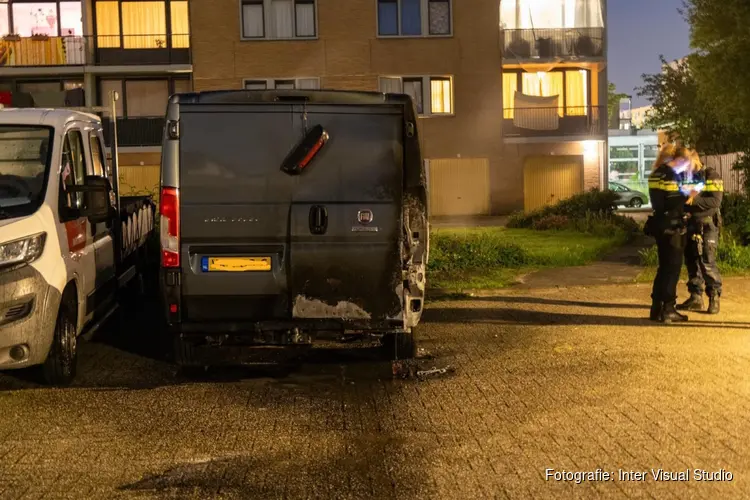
[678,167,724,314]
[647,164,689,322]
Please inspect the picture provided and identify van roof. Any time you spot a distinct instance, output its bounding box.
[170,89,412,106]
[0,108,101,128]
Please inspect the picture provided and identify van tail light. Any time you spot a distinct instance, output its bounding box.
[280,125,329,175]
[160,187,180,268]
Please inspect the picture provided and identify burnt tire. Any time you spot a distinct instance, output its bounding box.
[42,299,78,387]
[382,330,417,360]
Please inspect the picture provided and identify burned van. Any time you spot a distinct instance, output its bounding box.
[159,90,428,366]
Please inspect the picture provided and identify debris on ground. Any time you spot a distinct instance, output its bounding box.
[392,359,455,380]
[416,365,456,380]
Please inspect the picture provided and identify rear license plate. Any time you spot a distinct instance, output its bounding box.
[202,256,271,272]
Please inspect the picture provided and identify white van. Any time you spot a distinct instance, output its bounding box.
[0,109,155,385]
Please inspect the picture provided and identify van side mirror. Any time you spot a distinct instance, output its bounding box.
[79,176,112,223]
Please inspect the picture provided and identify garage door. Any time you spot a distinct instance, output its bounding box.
[523,155,583,212]
[428,158,490,216]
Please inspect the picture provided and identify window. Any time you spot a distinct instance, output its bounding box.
[94,0,188,49]
[504,70,591,118]
[90,134,106,178]
[4,1,82,37]
[60,129,87,212]
[500,0,604,29]
[125,80,169,117]
[377,0,451,37]
[609,146,638,159]
[244,78,320,90]
[378,75,453,116]
[241,0,317,39]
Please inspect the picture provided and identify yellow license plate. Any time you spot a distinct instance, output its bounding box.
[207,256,271,272]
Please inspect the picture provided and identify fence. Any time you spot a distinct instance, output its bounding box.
[699,152,746,194]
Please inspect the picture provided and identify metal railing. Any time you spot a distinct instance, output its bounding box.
[101,117,165,148]
[0,34,191,67]
[502,28,604,60]
[502,105,606,137]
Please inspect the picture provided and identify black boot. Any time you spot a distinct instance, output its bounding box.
[677,293,704,311]
[707,295,720,315]
[649,301,663,321]
[660,302,689,323]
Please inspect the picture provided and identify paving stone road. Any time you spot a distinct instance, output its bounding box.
[1,280,750,499]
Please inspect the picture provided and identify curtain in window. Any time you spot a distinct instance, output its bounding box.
[271,0,293,38]
[95,1,120,48]
[171,1,189,48]
[379,77,402,94]
[500,0,516,28]
[430,78,451,114]
[295,0,315,37]
[0,4,8,36]
[503,73,517,119]
[428,0,450,35]
[377,0,398,36]
[99,79,123,117]
[121,1,167,49]
[565,70,588,115]
[401,0,421,36]
[296,78,319,90]
[572,0,603,28]
[245,80,267,90]
[518,0,563,30]
[125,80,169,117]
[513,91,559,130]
[522,72,563,116]
[403,78,423,114]
[242,3,264,38]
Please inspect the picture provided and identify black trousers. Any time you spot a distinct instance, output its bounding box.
[685,223,723,297]
[652,231,686,304]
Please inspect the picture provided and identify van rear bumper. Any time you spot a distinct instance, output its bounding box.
[171,318,406,340]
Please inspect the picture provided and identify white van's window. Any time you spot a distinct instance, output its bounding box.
[60,130,87,211]
[0,125,53,218]
[90,134,106,178]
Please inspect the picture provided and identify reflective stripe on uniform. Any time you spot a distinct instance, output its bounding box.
[704,179,724,192]
[648,179,680,191]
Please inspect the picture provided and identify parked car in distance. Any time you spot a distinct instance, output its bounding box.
[609,182,647,208]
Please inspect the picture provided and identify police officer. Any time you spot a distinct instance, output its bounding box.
[647,145,691,323]
[677,153,724,314]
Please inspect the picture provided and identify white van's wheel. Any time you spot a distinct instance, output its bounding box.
[42,296,78,386]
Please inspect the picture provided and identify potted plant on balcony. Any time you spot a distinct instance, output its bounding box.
[575,34,597,57]
[507,33,531,58]
[3,34,20,42]
[536,37,553,58]
[30,33,50,41]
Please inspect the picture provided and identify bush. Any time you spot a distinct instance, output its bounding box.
[720,193,750,244]
[429,231,528,272]
[507,189,638,239]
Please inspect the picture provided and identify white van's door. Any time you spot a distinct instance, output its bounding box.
[86,130,116,304]
[58,125,97,325]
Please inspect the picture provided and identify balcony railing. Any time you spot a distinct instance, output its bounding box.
[101,117,165,148]
[0,34,191,67]
[502,28,604,61]
[503,106,606,138]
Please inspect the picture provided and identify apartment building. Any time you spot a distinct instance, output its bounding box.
[500,0,608,212]
[190,0,508,215]
[0,0,192,191]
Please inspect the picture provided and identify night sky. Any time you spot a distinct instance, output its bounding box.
[607,0,690,106]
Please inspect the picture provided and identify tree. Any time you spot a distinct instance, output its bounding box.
[637,55,747,154]
[607,82,628,129]
[681,0,750,134]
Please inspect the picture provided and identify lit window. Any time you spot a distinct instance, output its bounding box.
[377,0,451,37]
[121,2,167,49]
[170,1,189,48]
[241,0,317,40]
[378,75,454,117]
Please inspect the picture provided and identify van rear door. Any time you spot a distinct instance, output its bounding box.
[177,102,404,324]
[288,105,404,321]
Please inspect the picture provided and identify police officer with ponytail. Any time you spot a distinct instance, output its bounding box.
[647,144,692,323]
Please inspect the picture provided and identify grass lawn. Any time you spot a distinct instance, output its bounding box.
[428,227,627,290]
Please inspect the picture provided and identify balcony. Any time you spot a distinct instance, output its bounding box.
[502,28,604,62]
[101,117,165,148]
[0,34,190,68]
[503,106,606,139]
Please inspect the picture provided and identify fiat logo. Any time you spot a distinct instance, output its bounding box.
[357,209,373,225]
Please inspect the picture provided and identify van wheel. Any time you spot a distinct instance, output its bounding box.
[42,299,78,387]
[382,330,417,360]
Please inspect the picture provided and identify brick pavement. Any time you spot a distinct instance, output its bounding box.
[1,280,749,499]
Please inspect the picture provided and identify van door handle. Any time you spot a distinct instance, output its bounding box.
[309,205,328,235]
